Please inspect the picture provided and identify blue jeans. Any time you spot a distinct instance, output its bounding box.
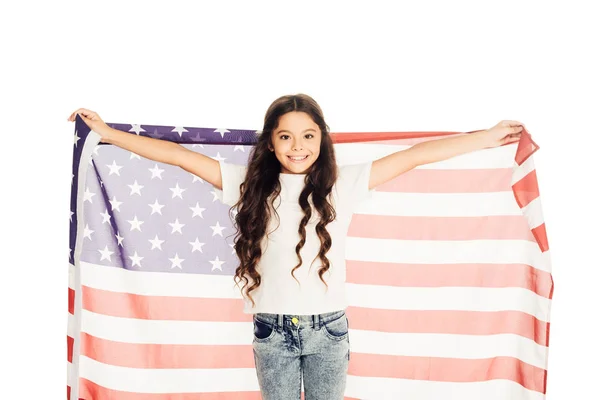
[252,309,350,400]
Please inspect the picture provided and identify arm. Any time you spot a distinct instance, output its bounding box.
[368,121,524,190]
[104,127,224,190]
[68,108,223,189]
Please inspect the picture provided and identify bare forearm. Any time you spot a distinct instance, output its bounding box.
[102,126,183,166]
[409,130,489,166]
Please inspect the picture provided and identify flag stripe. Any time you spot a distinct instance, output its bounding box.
[346,261,553,298]
[349,215,536,241]
[513,170,540,208]
[68,288,75,314]
[348,354,546,393]
[374,168,514,193]
[345,238,551,273]
[360,191,525,217]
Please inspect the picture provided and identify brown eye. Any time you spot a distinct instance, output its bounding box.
[305,134,314,139]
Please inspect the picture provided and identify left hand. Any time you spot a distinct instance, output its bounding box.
[482,120,525,148]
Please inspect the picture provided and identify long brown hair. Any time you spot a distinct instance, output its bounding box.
[231,94,338,307]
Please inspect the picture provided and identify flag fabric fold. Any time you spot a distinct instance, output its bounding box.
[67,116,552,399]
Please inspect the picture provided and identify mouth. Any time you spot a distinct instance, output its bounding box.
[287,155,309,163]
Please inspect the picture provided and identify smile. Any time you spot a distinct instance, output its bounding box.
[287,155,309,162]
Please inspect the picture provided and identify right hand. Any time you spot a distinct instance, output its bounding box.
[67,108,110,138]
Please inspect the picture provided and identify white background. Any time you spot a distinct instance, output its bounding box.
[1,1,598,398]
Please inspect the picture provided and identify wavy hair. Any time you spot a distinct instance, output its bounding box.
[231,94,338,307]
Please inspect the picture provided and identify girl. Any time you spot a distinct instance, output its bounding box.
[68,94,523,399]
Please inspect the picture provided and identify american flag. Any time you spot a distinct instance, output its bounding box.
[68,116,551,399]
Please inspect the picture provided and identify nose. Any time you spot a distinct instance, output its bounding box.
[292,139,303,151]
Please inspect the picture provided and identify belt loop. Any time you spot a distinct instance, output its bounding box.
[312,314,316,329]
[277,314,283,332]
[316,313,321,330]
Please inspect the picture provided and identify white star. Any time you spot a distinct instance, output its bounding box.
[98,245,114,262]
[93,145,101,155]
[212,152,226,162]
[106,160,123,176]
[109,196,123,212]
[69,210,74,222]
[127,215,144,231]
[115,232,124,247]
[100,209,111,224]
[129,251,144,268]
[190,202,206,218]
[130,152,141,160]
[189,238,205,253]
[169,183,186,199]
[229,243,236,254]
[128,180,144,196]
[210,189,220,202]
[83,187,95,203]
[234,145,245,152]
[149,164,165,180]
[192,174,205,183]
[210,221,226,237]
[169,218,185,234]
[192,143,205,148]
[168,253,185,269]
[172,126,189,137]
[210,256,225,271]
[83,224,94,240]
[149,234,165,250]
[74,132,81,147]
[148,199,165,215]
[214,128,230,138]
[129,124,144,135]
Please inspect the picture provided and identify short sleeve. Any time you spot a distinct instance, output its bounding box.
[213,160,247,206]
[336,161,375,211]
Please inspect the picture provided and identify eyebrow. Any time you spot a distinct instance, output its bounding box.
[275,129,317,134]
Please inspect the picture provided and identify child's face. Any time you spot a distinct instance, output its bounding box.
[270,111,322,174]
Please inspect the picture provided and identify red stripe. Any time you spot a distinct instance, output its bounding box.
[69,288,75,315]
[349,215,536,242]
[346,261,553,298]
[347,308,549,346]
[80,333,255,369]
[67,385,70,400]
[512,169,540,209]
[331,131,462,143]
[515,129,539,165]
[532,223,549,253]
[82,286,250,322]
[67,335,74,363]
[376,167,513,193]
[79,378,262,400]
[348,354,546,393]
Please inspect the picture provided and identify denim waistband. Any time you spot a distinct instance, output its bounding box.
[254,309,345,331]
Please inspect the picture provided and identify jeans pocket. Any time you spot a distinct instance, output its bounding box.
[253,317,276,342]
[323,313,349,341]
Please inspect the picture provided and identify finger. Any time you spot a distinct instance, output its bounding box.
[502,120,524,127]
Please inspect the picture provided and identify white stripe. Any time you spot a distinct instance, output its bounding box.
[347,284,551,322]
[77,356,544,398]
[335,142,518,169]
[80,356,259,393]
[346,238,550,273]
[345,374,545,400]
[79,261,242,298]
[521,196,545,231]
[359,191,523,217]
[67,312,76,338]
[511,155,536,185]
[350,330,548,369]
[81,310,253,344]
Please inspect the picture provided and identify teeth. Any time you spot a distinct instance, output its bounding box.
[289,156,308,161]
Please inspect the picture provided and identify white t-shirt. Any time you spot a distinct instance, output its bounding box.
[214,160,374,315]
